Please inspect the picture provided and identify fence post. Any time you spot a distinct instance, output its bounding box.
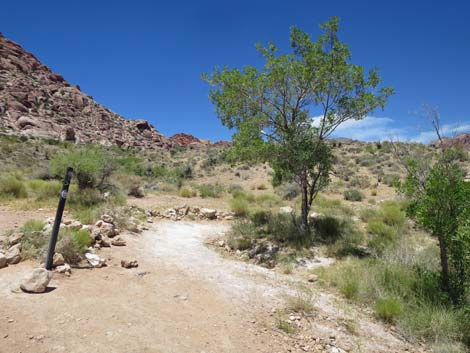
[45,167,73,270]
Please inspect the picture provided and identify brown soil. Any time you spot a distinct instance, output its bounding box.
[0,221,423,353]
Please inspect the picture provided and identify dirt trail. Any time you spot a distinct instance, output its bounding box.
[0,221,418,353]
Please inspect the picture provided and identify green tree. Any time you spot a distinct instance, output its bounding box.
[203,17,392,229]
[51,146,116,190]
[398,108,470,304]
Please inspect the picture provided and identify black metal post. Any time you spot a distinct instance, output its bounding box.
[45,167,73,270]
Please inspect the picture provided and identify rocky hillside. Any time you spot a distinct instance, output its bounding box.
[0,33,172,149]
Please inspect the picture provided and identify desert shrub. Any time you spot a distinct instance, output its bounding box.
[256,183,268,190]
[375,297,402,323]
[255,193,281,208]
[286,291,315,314]
[266,213,311,246]
[73,208,101,225]
[232,189,256,202]
[27,179,62,200]
[0,173,27,198]
[230,197,250,217]
[18,219,48,260]
[276,182,300,200]
[249,209,270,226]
[228,184,243,194]
[197,183,224,198]
[51,146,116,191]
[326,231,365,258]
[379,201,406,228]
[360,208,379,222]
[56,229,92,264]
[371,189,378,196]
[367,220,397,255]
[68,188,104,208]
[227,220,257,250]
[343,189,364,201]
[348,175,371,189]
[382,173,400,187]
[179,187,196,198]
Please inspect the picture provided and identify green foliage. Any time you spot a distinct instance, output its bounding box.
[203,16,392,229]
[374,297,402,323]
[249,209,270,226]
[51,146,116,190]
[21,219,46,233]
[230,197,250,217]
[27,179,62,200]
[379,201,406,228]
[197,183,224,198]
[179,187,196,198]
[56,229,92,264]
[400,147,470,304]
[343,188,364,201]
[0,173,27,198]
[18,219,47,260]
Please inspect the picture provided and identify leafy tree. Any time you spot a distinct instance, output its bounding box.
[203,17,392,229]
[51,146,116,191]
[398,108,470,304]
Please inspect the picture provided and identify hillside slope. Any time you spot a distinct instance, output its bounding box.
[0,33,171,149]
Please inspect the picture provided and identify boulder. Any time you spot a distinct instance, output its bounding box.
[200,208,217,219]
[85,253,106,268]
[308,274,319,283]
[101,214,114,224]
[111,237,126,247]
[67,220,82,231]
[8,232,23,246]
[20,268,52,293]
[279,206,293,214]
[55,263,72,275]
[5,245,21,264]
[0,253,7,268]
[52,253,65,267]
[121,260,138,269]
[99,222,116,238]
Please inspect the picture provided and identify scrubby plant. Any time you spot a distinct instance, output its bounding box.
[56,229,92,264]
[374,297,402,323]
[27,179,62,200]
[230,197,250,217]
[51,146,116,191]
[343,188,364,201]
[197,183,224,198]
[179,187,196,198]
[0,173,28,198]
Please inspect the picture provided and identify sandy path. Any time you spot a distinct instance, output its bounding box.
[0,221,418,353]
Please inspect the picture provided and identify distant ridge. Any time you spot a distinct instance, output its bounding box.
[0,33,174,149]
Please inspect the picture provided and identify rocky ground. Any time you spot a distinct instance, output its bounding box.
[0,215,427,353]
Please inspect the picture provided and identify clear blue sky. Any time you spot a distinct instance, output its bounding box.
[2,0,469,142]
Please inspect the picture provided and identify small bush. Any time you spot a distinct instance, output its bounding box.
[69,189,103,209]
[230,197,250,217]
[179,187,196,198]
[21,219,46,233]
[256,183,268,190]
[197,183,224,198]
[276,183,299,200]
[340,278,359,299]
[249,209,270,226]
[0,173,27,198]
[267,213,311,246]
[379,201,406,228]
[28,179,62,200]
[343,189,364,201]
[360,208,378,222]
[286,292,315,314]
[56,229,91,264]
[375,297,402,323]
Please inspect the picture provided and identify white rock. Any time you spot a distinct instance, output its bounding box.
[20,268,52,293]
[8,232,23,246]
[55,263,71,275]
[101,214,114,224]
[52,253,65,267]
[85,253,106,268]
[279,206,293,214]
[200,208,217,219]
[68,220,82,230]
[5,245,21,264]
[99,222,116,238]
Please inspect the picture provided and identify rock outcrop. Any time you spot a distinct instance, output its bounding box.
[0,33,172,150]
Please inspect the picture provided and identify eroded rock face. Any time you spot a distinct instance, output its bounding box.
[0,33,172,150]
[20,268,52,293]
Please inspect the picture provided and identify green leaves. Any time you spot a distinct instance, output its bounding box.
[203,17,392,228]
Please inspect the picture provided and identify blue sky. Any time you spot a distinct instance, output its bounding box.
[2,0,469,142]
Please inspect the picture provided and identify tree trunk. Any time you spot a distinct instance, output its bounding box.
[301,182,309,230]
[438,235,454,303]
